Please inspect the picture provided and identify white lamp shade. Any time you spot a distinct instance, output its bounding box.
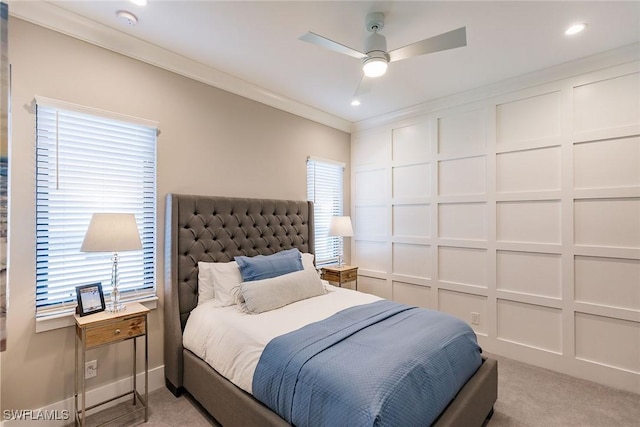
[328,216,354,237]
[81,213,142,252]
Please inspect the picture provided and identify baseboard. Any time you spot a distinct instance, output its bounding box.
[1,365,165,426]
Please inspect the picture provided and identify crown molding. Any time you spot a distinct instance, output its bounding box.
[8,0,352,133]
[352,42,640,133]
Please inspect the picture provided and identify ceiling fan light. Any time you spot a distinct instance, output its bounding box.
[363,56,388,78]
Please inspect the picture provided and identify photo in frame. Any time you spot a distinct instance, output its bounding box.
[76,283,106,317]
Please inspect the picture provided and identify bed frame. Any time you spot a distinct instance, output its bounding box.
[164,193,498,426]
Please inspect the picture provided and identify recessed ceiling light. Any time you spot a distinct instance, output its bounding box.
[351,100,361,106]
[130,0,148,6]
[565,23,587,35]
[116,10,138,26]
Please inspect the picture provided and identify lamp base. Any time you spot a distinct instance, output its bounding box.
[106,303,126,313]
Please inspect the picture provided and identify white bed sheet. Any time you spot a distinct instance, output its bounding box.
[182,284,381,393]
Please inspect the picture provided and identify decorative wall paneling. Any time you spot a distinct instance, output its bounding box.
[351,60,640,393]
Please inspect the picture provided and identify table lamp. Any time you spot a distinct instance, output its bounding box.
[328,216,353,267]
[81,213,142,312]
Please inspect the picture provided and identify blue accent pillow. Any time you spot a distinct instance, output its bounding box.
[235,248,303,282]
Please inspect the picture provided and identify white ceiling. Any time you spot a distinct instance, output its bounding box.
[10,1,640,128]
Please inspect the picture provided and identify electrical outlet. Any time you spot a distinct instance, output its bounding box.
[85,360,97,379]
[471,312,480,325]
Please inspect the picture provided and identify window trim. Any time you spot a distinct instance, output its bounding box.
[34,97,159,327]
[306,156,346,266]
[35,96,159,129]
[35,297,158,333]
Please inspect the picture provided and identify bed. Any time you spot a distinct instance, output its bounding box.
[164,193,498,426]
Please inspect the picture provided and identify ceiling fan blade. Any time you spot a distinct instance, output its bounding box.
[388,27,467,63]
[299,32,367,60]
[354,75,373,98]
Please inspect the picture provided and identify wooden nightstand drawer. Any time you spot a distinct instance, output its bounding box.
[342,269,358,282]
[85,314,146,348]
[321,269,341,282]
[321,265,358,290]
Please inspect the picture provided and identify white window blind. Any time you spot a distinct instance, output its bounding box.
[35,99,157,318]
[306,158,344,265]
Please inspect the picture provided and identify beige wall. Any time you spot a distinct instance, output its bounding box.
[3,18,350,410]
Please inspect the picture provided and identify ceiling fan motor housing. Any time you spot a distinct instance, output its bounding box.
[364,31,388,55]
[364,13,389,64]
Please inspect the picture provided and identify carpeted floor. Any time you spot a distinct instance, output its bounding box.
[85,353,640,426]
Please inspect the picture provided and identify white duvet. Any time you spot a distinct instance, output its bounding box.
[182,284,381,393]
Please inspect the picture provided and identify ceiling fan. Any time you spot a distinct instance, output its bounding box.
[299,12,467,100]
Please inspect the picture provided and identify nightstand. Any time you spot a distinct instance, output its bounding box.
[321,265,358,290]
[74,302,149,426]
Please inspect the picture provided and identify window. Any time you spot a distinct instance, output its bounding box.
[35,97,157,319]
[306,157,344,265]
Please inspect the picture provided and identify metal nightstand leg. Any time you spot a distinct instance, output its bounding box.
[133,337,137,405]
[145,315,149,422]
[74,329,78,426]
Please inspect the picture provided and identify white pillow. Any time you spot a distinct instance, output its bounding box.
[197,261,243,307]
[301,252,316,271]
[237,268,326,314]
[197,261,215,304]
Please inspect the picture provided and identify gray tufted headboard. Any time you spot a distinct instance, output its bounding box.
[164,194,314,391]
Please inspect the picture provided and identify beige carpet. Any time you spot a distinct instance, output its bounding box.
[86,353,640,426]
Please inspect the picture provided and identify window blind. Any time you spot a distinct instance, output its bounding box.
[306,158,344,265]
[35,100,157,318]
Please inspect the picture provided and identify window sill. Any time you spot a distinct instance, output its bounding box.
[35,296,159,333]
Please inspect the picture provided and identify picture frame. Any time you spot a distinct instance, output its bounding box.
[76,283,106,317]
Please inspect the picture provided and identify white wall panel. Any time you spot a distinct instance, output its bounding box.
[573,72,640,133]
[439,156,486,195]
[393,163,431,198]
[497,251,561,298]
[574,136,640,189]
[393,204,430,238]
[496,92,561,148]
[353,131,389,166]
[351,60,640,393]
[438,202,487,241]
[354,241,387,272]
[575,313,640,374]
[358,276,391,300]
[393,243,431,279]
[497,147,561,193]
[497,201,561,244]
[438,289,487,335]
[355,169,386,202]
[439,246,487,288]
[392,281,430,308]
[497,299,562,353]
[392,121,431,164]
[438,109,486,156]
[574,198,640,248]
[355,205,386,239]
[575,256,640,311]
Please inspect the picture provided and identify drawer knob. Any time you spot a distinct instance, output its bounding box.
[115,329,121,335]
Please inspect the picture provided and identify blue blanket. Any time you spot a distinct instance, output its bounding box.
[253,300,482,427]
